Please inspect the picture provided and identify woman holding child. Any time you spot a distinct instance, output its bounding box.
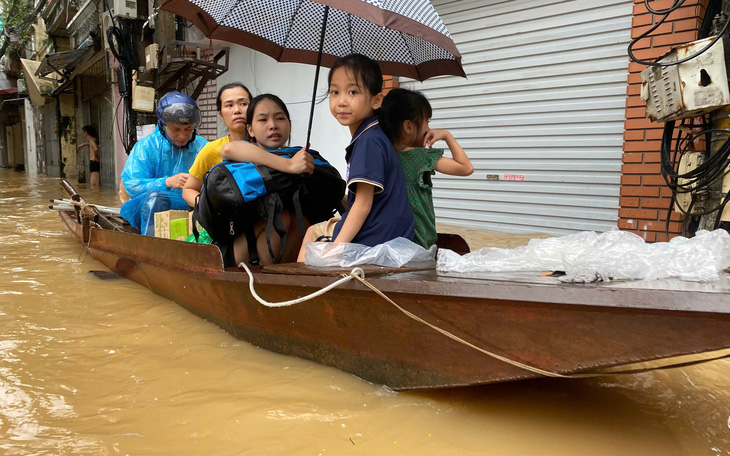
[200,93,316,266]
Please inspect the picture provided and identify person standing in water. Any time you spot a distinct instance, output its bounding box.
[78,125,100,190]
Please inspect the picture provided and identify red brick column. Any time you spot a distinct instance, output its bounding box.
[196,49,219,140]
[196,78,218,140]
[620,0,708,241]
[383,75,399,94]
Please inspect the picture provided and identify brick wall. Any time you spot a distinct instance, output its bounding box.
[196,50,219,140]
[383,75,399,94]
[620,0,709,241]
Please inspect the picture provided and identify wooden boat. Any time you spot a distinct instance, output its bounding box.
[58,182,730,390]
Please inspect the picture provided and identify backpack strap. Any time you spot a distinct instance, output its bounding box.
[192,194,201,243]
[244,222,260,266]
[292,184,306,235]
[263,194,288,264]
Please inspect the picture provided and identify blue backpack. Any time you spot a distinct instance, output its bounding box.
[193,147,345,266]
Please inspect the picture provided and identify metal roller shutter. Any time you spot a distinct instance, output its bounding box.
[409,0,633,234]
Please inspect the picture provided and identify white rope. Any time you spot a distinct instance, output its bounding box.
[346,272,585,378]
[238,262,581,376]
[238,262,364,307]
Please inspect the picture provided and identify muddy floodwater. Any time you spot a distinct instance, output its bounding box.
[1,167,729,455]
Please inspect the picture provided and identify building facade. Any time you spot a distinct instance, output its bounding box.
[1,0,719,240]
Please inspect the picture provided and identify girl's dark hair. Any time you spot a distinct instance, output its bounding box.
[246,94,291,144]
[327,53,382,97]
[379,88,432,142]
[82,125,98,140]
[216,82,252,111]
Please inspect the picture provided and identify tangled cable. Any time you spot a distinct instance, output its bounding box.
[660,119,730,236]
[628,0,730,67]
[103,0,139,154]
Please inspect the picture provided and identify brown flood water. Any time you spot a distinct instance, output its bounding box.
[1,167,729,455]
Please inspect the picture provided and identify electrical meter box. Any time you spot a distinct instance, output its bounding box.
[113,0,137,18]
[641,37,730,122]
[144,44,159,70]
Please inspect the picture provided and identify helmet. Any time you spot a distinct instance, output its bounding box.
[156,91,201,128]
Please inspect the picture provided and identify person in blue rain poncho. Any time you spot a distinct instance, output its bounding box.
[120,92,208,235]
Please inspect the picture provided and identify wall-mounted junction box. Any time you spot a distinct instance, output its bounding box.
[113,0,137,18]
[145,44,159,70]
[641,36,730,122]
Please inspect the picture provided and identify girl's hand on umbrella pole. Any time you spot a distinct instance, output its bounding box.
[289,148,314,175]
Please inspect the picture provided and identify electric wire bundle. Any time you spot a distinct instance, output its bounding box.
[629,0,730,235]
[104,0,140,155]
[660,119,730,236]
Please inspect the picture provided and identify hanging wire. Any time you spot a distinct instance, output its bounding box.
[628,0,730,67]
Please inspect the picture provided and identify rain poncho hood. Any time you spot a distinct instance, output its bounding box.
[120,125,207,234]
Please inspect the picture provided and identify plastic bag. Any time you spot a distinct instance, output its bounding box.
[437,229,730,282]
[185,229,212,244]
[305,237,437,268]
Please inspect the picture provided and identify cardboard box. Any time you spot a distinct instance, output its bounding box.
[154,210,191,240]
[188,211,204,234]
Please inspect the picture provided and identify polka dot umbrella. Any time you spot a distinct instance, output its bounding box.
[159,0,465,144]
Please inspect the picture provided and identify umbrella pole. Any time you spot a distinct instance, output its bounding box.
[305,5,330,150]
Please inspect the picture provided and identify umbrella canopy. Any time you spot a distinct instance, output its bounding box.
[159,0,465,81]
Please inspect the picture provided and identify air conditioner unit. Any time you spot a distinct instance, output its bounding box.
[113,0,137,18]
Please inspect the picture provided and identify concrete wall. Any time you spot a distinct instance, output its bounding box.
[59,92,77,180]
[22,100,38,175]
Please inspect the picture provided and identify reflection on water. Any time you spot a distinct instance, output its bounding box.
[0,168,729,455]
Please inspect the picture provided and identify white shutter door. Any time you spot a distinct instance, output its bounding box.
[412,0,633,234]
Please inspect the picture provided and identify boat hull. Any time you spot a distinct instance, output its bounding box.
[60,210,730,389]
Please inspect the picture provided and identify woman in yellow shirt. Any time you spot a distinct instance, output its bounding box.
[182,83,252,206]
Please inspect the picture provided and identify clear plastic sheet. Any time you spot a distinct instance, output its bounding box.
[305,237,437,268]
[437,229,730,282]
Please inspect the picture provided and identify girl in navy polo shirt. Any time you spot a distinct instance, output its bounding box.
[297,54,414,262]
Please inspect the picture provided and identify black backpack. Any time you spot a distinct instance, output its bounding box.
[193,148,345,266]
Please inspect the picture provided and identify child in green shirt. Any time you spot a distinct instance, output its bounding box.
[379,89,474,248]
